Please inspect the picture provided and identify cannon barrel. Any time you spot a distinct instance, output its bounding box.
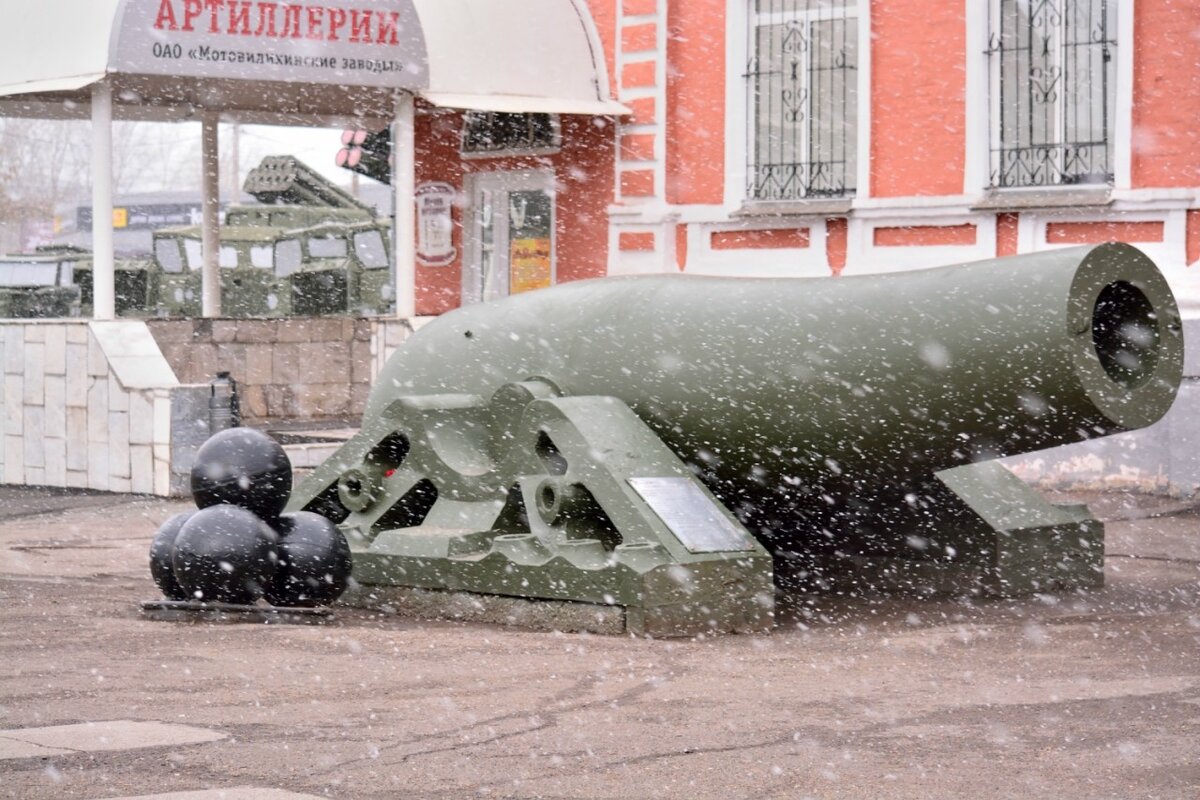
[374,243,1182,491]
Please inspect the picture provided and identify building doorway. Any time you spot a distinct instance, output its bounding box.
[463,170,556,305]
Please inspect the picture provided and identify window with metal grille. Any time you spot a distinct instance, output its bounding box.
[988,0,1117,188]
[461,112,560,156]
[746,0,858,201]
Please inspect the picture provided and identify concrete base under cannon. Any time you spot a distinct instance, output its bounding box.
[773,461,1104,598]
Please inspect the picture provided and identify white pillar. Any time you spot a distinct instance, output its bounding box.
[1114,0,1135,191]
[392,92,416,319]
[228,121,240,197]
[201,113,221,317]
[90,82,115,320]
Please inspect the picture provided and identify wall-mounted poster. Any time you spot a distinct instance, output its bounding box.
[510,237,551,294]
[508,190,553,293]
[415,182,457,267]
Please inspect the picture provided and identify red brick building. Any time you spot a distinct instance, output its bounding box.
[411,0,1200,316]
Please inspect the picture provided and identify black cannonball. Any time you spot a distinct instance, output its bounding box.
[149,511,194,600]
[172,505,279,605]
[264,511,353,607]
[191,428,292,521]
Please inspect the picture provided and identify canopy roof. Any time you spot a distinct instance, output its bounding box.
[0,0,625,122]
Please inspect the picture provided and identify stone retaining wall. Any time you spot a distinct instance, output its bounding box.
[1,316,421,496]
[0,320,206,496]
[146,318,386,422]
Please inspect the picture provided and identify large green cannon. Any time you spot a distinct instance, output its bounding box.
[288,243,1183,635]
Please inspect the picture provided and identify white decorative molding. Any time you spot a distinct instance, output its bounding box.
[610,0,673,274]
[964,2,989,194]
[845,214,998,275]
[723,2,749,211]
[1114,0,1135,190]
[855,0,872,200]
[685,219,830,277]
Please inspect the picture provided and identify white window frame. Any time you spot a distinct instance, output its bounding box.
[462,170,557,305]
[219,245,238,269]
[459,112,563,161]
[966,0,1132,194]
[726,0,870,210]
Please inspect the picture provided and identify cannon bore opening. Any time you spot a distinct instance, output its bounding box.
[1092,280,1160,389]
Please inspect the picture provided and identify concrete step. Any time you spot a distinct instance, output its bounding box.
[261,423,357,474]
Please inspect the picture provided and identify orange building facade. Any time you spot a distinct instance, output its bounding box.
[410,0,1200,315]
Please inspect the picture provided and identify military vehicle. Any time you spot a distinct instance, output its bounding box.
[0,246,88,318]
[73,251,157,317]
[3,244,161,319]
[3,157,390,320]
[146,156,393,317]
[23,156,396,318]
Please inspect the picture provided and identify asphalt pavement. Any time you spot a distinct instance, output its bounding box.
[1,485,1198,799]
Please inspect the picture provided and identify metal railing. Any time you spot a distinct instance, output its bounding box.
[461,112,560,156]
[745,0,858,201]
[987,0,1117,188]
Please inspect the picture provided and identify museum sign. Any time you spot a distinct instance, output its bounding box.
[110,0,429,89]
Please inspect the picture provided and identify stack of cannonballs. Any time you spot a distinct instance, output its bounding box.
[149,428,352,608]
